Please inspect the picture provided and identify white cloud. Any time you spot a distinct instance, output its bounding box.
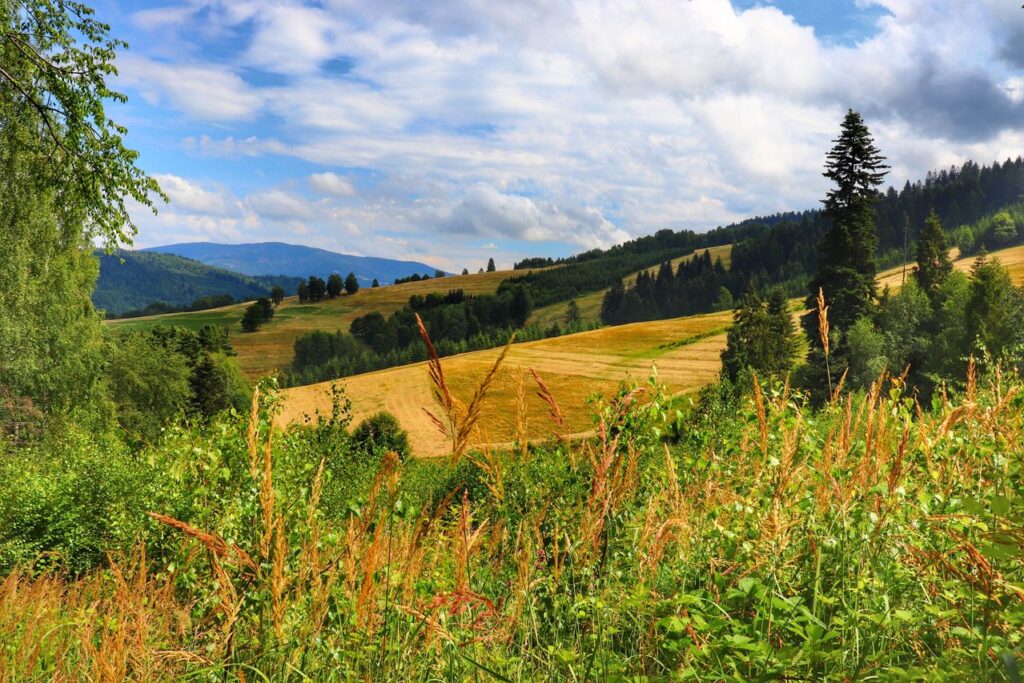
[153,174,238,216]
[308,172,357,197]
[244,190,316,221]
[121,0,1024,266]
[117,55,263,121]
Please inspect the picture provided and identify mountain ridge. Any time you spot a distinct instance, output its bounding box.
[144,241,447,283]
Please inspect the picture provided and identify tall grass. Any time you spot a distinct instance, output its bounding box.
[2,336,1024,679]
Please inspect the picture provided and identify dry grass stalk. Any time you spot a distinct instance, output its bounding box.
[531,367,566,435]
[147,513,257,574]
[271,513,288,639]
[246,386,261,478]
[259,427,276,562]
[514,368,529,460]
[817,287,833,397]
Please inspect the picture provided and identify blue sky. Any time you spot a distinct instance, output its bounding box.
[102,0,1024,271]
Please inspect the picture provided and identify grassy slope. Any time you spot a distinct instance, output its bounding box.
[280,312,732,456]
[281,242,1024,457]
[107,268,521,378]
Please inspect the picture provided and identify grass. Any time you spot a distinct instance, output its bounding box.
[107,268,522,378]
[3,352,1023,680]
[279,242,1024,458]
[279,311,732,457]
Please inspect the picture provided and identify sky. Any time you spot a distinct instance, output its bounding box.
[100,0,1024,271]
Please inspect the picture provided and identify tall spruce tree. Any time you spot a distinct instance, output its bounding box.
[807,110,888,345]
[915,210,953,301]
[721,285,799,383]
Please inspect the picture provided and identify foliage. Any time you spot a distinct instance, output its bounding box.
[94,250,298,316]
[345,271,359,295]
[352,411,411,461]
[240,297,274,332]
[720,287,799,383]
[3,362,1024,680]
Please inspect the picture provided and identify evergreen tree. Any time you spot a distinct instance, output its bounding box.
[487,258,496,272]
[600,278,627,325]
[326,273,343,298]
[307,276,326,301]
[808,110,888,336]
[344,272,360,295]
[966,253,1024,363]
[372,278,380,288]
[721,286,798,383]
[297,281,309,303]
[915,210,953,301]
[565,300,581,326]
[271,285,285,306]
[189,354,232,418]
[462,268,469,275]
[509,286,534,327]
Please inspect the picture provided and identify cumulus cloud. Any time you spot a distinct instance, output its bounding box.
[120,0,1024,266]
[308,172,357,197]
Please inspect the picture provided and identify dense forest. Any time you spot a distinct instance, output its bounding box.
[94,250,301,316]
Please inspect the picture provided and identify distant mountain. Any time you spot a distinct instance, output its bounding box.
[144,242,446,283]
[94,250,302,316]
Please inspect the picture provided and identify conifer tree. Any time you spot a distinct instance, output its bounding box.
[486,258,497,272]
[721,286,799,383]
[600,278,626,325]
[915,210,953,301]
[808,110,888,336]
[344,272,359,295]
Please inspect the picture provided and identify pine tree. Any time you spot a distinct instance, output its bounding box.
[807,110,888,345]
[721,286,798,383]
[344,272,359,295]
[600,278,626,325]
[486,258,496,272]
[565,300,581,326]
[915,210,952,300]
[327,273,343,297]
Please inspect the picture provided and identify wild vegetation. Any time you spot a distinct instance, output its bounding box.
[3,2,1024,680]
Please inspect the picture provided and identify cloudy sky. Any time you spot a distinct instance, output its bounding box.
[104,0,1024,271]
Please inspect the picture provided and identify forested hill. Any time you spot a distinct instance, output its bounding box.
[94,250,302,316]
[506,156,1023,316]
[145,242,446,284]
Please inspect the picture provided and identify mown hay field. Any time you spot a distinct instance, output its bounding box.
[278,310,732,456]
[106,268,523,378]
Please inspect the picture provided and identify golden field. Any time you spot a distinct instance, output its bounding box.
[279,242,1024,457]
[277,311,732,457]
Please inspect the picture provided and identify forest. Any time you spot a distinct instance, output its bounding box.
[2,2,1024,680]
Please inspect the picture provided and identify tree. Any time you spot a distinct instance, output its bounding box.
[327,273,343,298]
[307,276,326,301]
[270,286,285,306]
[720,286,798,383]
[509,286,534,327]
[808,110,888,336]
[0,1,162,421]
[297,281,309,303]
[352,411,411,460]
[372,279,379,288]
[487,258,496,272]
[462,268,469,276]
[565,300,581,326]
[600,278,627,325]
[966,254,1024,364]
[241,302,268,332]
[435,269,446,278]
[344,272,360,295]
[189,353,233,418]
[105,333,190,442]
[915,210,953,301]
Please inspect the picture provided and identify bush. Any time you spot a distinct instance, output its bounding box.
[351,411,410,460]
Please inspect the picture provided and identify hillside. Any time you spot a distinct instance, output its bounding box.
[145,241,446,284]
[280,242,1024,457]
[107,267,525,377]
[93,250,302,316]
[528,243,733,328]
[279,310,733,456]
